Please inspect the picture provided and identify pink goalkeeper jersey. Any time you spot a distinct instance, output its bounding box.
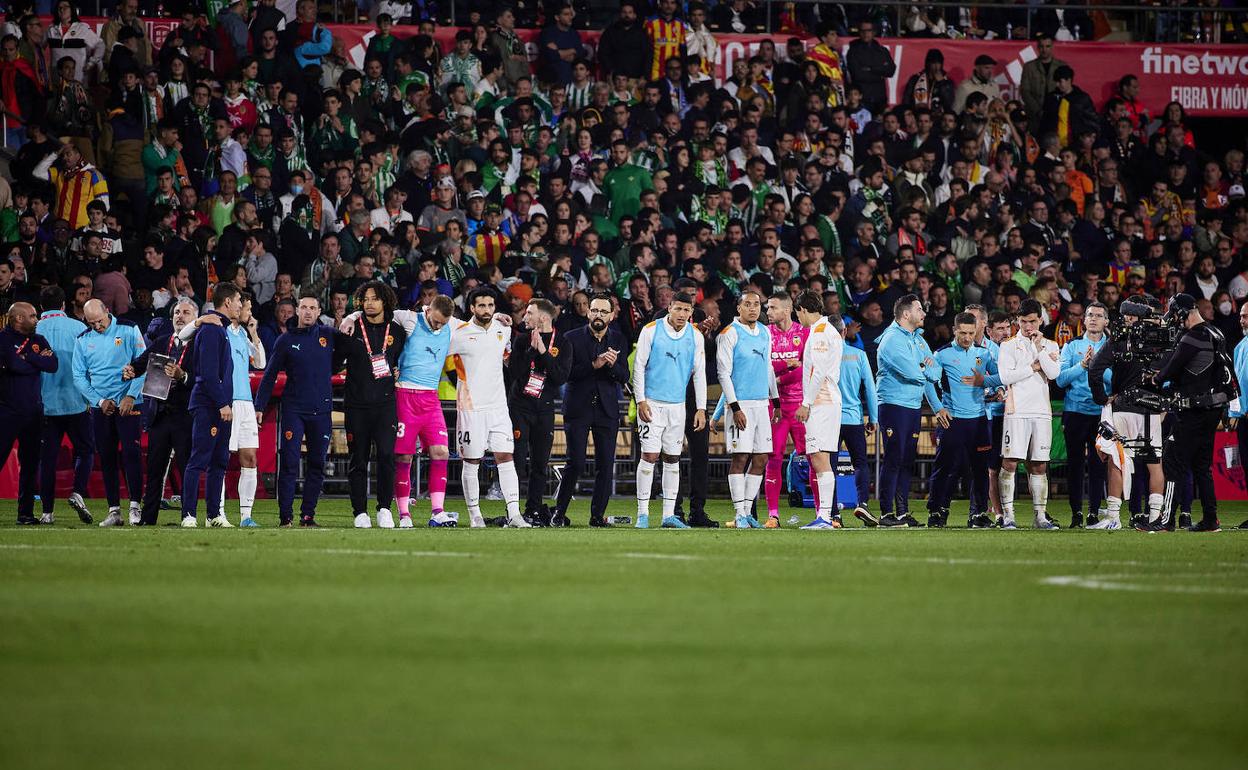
[769,322,809,406]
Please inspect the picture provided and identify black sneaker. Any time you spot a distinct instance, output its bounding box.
[899,514,926,528]
[522,511,549,527]
[550,509,571,528]
[1134,519,1166,532]
[879,513,906,528]
[299,516,319,527]
[940,509,951,527]
[1178,512,1193,529]
[16,516,39,526]
[278,519,293,528]
[1129,513,1149,530]
[927,512,944,528]
[1188,519,1221,532]
[687,513,719,528]
[853,506,878,527]
[968,513,995,529]
[1086,511,1100,527]
[1069,512,1084,529]
[588,516,612,528]
[1239,519,1248,529]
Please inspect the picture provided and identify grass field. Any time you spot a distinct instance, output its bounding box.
[1,497,1247,770]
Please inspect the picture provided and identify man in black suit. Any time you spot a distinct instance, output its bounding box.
[553,293,632,527]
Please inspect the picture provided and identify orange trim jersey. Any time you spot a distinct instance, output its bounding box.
[50,164,109,229]
[645,16,686,81]
[448,318,511,411]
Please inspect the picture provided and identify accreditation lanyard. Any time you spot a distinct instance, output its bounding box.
[523,330,554,398]
[359,319,391,379]
[167,334,189,368]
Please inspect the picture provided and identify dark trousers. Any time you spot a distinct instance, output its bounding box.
[0,409,44,520]
[142,410,192,524]
[39,411,95,512]
[878,403,921,514]
[346,403,397,514]
[675,394,709,517]
[839,423,869,506]
[1162,409,1221,525]
[1237,419,1248,491]
[182,407,232,519]
[512,404,555,513]
[91,408,143,507]
[927,416,990,514]
[278,410,332,522]
[556,416,618,520]
[1062,411,1106,515]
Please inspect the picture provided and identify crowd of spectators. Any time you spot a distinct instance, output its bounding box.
[0,0,1246,384]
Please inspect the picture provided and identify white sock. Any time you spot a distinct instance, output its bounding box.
[728,473,745,517]
[1029,474,1048,516]
[743,473,764,513]
[999,472,1016,522]
[462,462,481,520]
[239,467,257,519]
[636,460,655,518]
[1106,496,1123,521]
[1148,492,1164,523]
[497,460,521,519]
[661,462,680,518]
[816,472,835,520]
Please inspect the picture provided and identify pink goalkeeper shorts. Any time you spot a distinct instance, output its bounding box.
[395,389,449,455]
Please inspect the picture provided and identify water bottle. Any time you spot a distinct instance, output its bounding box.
[607,515,632,525]
[788,514,801,525]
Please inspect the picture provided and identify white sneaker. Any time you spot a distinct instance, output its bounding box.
[39,513,54,525]
[485,482,504,500]
[128,504,142,526]
[505,513,532,528]
[68,492,93,523]
[208,515,234,528]
[376,508,395,528]
[398,515,415,529]
[180,515,198,528]
[469,514,487,528]
[99,509,124,527]
[1088,516,1121,530]
[353,513,372,528]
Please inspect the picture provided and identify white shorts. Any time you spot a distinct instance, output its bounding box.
[1095,405,1162,466]
[803,403,843,454]
[229,400,260,451]
[638,401,686,455]
[456,407,514,459]
[1002,416,1052,461]
[725,404,773,455]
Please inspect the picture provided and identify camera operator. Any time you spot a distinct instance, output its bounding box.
[1087,297,1165,530]
[1146,294,1237,533]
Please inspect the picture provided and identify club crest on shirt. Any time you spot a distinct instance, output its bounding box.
[496,331,503,341]
[319,337,327,347]
[792,336,800,346]
[285,430,294,440]
[385,335,394,346]
[210,426,218,437]
[975,357,982,365]
[114,337,122,345]
[886,428,894,437]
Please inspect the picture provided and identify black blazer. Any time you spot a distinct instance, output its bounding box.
[563,325,631,423]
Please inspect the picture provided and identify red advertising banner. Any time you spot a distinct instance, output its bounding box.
[322,26,1248,118]
[73,18,1248,117]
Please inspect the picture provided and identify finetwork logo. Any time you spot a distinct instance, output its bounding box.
[1140,46,1248,76]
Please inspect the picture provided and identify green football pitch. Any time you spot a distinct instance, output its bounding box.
[2,498,1246,770]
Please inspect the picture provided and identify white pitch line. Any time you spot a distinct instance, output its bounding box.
[618,552,703,561]
[867,555,1248,569]
[0,543,478,559]
[1040,575,1248,596]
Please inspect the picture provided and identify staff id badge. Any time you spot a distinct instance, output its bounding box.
[371,353,391,379]
[523,370,546,398]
